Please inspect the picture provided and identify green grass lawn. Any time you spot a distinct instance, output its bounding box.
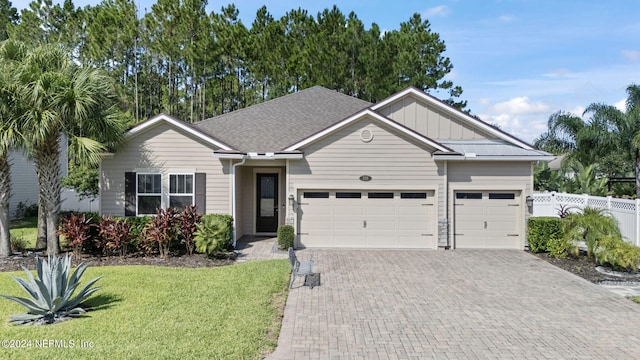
[631,297,640,304]
[0,260,290,359]
[9,216,38,249]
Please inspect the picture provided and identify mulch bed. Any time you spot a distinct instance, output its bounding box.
[532,252,638,283]
[0,251,236,273]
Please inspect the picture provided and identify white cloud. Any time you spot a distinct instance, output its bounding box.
[423,5,451,18]
[622,50,640,62]
[498,15,516,23]
[614,98,626,111]
[492,97,550,115]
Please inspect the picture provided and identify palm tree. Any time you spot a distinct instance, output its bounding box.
[534,84,640,196]
[13,44,124,255]
[0,40,27,257]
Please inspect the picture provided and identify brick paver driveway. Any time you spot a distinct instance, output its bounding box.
[268,249,640,359]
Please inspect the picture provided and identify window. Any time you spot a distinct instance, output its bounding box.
[303,192,329,198]
[401,192,427,199]
[169,174,194,209]
[137,174,161,215]
[489,193,515,200]
[368,192,393,199]
[456,192,482,199]
[336,192,361,198]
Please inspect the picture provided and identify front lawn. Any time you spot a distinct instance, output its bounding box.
[0,260,290,359]
[9,216,38,249]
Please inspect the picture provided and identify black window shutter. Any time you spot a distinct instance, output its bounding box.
[125,172,136,216]
[195,173,206,215]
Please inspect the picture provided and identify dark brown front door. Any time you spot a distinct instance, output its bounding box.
[256,173,278,232]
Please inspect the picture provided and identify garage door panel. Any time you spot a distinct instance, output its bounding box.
[334,235,366,247]
[298,190,434,248]
[454,191,521,249]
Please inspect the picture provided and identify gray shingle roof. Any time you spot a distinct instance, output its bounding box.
[193,86,372,152]
[439,140,551,157]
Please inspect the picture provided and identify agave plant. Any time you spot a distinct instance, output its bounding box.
[0,254,102,325]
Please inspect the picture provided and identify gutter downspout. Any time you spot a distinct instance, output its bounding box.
[444,160,449,249]
[231,156,247,248]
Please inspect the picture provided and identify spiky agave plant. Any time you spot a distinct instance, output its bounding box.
[0,254,102,325]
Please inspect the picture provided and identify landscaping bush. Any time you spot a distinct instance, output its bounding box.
[563,207,622,258]
[277,225,294,249]
[194,214,233,255]
[10,235,28,254]
[596,236,640,271]
[177,205,202,255]
[57,213,96,258]
[124,215,152,251]
[547,236,572,259]
[141,208,181,258]
[527,217,563,253]
[98,216,133,257]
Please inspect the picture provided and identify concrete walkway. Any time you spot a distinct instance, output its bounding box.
[259,248,640,359]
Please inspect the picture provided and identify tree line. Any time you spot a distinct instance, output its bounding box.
[0,0,466,128]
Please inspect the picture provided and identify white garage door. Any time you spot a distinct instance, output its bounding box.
[454,191,522,249]
[298,190,435,248]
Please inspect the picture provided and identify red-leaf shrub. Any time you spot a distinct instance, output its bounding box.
[178,205,202,255]
[142,208,180,258]
[57,213,95,258]
[97,216,133,257]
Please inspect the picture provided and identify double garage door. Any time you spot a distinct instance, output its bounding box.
[298,190,435,248]
[454,191,522,249]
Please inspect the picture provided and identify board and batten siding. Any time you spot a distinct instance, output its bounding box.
[289,116,445,219]
[377,95,493,141]
[100,122,230,216]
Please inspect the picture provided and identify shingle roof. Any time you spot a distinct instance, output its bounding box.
[193,86,372,152]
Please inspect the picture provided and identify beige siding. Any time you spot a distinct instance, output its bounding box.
[447,161,534,248]
[377,95,495,140]
[289,116,444,247]
[100,122,230,216]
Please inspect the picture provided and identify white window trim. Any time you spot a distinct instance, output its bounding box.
[168,173,195,209]
[136,173,163,216]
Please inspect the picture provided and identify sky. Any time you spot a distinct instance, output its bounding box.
[10,0,640,143]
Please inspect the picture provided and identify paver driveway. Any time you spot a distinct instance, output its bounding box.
[267,249,640,359]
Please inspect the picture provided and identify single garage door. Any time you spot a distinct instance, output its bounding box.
[454,191,522,249]
[298,190,435,248]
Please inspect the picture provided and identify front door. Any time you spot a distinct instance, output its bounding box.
[256,173,278,233]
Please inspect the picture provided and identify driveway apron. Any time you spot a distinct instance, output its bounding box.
[268,249,640,359]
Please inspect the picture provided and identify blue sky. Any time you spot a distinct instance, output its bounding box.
[11,0,640,143]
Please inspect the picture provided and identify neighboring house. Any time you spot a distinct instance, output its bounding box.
[9,134,69,219]
[99,86,553,250]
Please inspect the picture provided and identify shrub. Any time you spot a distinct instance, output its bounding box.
[563,207,622,258]
[0,254,101,325]
[57,213,96,258]
[596,236,640,272]
[547,236,572,259]
[177,205,202,255]
[194,214,233,255]
[142,208,181,258]
[125,215,152,251]
[527,217,563,253]
[277,225,294,249]
[98,216,133,257]
[14,201,37,218]
[10,235,29,254]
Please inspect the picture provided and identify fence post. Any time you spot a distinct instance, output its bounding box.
[583,193,589,211]
[636,199,640,247]
[550,191,556,215]
[607,195,612,212]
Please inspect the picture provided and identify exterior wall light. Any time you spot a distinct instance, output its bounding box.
[525,195,534,207]
[288,194,295,207]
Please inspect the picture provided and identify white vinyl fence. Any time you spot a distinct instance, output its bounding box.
[533,192,639,247]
